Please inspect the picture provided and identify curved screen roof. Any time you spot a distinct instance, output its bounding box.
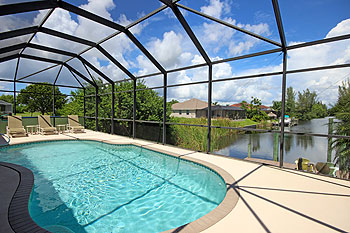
[0,0,349,90]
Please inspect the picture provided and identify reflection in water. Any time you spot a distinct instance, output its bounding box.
[215,118,334,164]
[296,135,314,150]
[251,134,260,152]
[284,134,293,153]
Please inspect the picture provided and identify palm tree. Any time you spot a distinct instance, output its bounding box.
[331,80,350,178]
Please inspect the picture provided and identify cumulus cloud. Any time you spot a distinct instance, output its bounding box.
[285,19,350,105]
[136,1,350,106]
[0,0,149,84]
[1,0,349,108]
[148,31,183,68]
[198,0,271,57]
[200,0,230,19]
[164,18,350,106]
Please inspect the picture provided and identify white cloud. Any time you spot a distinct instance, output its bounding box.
[148,31,183,68]
[80,0,115,20]
[41,9,78,34]
[164,18,350,106]
[200,0,230,19]
[0,15,32,32]
[0,0,149,84]
[136,55,158,76]
[285,19,350,105]
[241,22,270,36]
[202,20,235,49]
[198,0,271,57]
[1,0,349,108]
[326,19,350,38]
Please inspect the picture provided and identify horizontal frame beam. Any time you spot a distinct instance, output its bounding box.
[287,34,350,50]
[0,43,26,54]
[0,26,37,41]
[17,64,59,81]
[27,43,76,57]
[0,1,57,16]
[40,27,96,46]
[20,54,62,64]
[0,78,83,89]
[0,54,19,63]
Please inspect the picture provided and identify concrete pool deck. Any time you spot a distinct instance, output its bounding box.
[1,130,350,233]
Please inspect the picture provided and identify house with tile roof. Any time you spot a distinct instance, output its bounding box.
[170,98,208,118]
[171,99,246,119]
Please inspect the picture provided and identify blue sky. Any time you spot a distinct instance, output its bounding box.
[0,0,349,106]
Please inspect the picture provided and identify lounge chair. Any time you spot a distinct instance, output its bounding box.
[67,115,85,133]
[38,115,57,135]
[6,115,27,137]
[315,162,339,177]
[295,157,314,172]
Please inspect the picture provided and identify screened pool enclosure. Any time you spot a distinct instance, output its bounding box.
[0,0,350,170]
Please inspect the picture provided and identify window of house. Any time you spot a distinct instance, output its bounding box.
[179,110,182,115]
[186,110,189,115]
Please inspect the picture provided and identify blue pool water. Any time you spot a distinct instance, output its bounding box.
[0,140,226,233]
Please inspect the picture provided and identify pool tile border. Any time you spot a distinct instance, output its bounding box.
[5,138,240,233]
[0,162,50,233]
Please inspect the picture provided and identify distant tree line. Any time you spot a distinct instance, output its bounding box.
[272,87,327,120]
[59,78,170,131]
[0,85,66,115]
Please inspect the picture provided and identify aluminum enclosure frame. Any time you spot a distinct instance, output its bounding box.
[0,0,349,169]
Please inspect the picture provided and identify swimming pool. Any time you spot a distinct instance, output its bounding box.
[0,140,227,232]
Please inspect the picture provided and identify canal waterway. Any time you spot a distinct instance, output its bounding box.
[215,117,336,164]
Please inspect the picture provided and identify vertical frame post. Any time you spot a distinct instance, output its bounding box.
[52,65,62,127]
[327,117,334,162]
[95,86,98,131]
[207,64,213,153]
[279,51,287,167]
[13,81,16,115]
[83,88,86,128]
[133,80,136,139]
[163,73,167,144]
[52,85,55,126]
[111,82,115,134]
[13,58,20,115]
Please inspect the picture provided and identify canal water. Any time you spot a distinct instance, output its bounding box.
[215,117,336,164]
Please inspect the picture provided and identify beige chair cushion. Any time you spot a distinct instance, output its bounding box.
[8,128,26,133]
